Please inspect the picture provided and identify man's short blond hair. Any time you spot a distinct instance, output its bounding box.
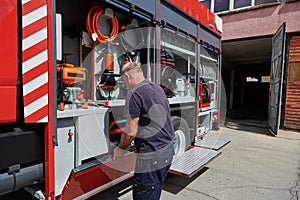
[121,62,142,75]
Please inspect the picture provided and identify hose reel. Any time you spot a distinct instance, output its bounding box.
[86,6,121,100]
[200,78,211,104]
[86,6,119,44]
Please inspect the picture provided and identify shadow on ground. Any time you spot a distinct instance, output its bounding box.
[224,107,273,136]
[0,190,36,200]
[89,177,133,200]
[90,167,210,199]
[163,167,209,194]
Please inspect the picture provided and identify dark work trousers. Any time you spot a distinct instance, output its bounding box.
[133,163,171,200]
[132,149,173,200]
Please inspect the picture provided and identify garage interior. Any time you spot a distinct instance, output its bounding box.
[221,37,272,126]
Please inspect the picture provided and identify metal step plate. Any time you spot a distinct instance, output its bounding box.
[194,138,230,150]
[169,148,221,178]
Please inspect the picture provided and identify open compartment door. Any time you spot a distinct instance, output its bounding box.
[268,23,286,135]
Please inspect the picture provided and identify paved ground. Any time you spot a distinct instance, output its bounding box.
[92,125,300,200]
[2,125,300,200]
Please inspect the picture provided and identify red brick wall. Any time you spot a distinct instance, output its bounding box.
[284,36,300,131]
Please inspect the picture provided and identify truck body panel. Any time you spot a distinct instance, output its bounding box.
[0,0,224,199]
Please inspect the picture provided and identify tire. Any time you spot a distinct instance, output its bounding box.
[171,116,191,155]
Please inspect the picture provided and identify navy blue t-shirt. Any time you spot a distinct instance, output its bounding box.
[125,80,175,155]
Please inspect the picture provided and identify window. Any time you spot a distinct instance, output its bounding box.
[212,0,279,13]
[234,0,251,9]
[200,0,212,10]
[247,77,258,82]
[255,0,278,6]
[261,76,270,83]
[214,0,230,12]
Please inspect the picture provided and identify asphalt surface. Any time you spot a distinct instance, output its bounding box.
[2,125,300,200]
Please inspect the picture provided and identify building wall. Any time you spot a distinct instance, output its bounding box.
[213,0,300,131]
[284,36,300,130]
[220,1,300,41]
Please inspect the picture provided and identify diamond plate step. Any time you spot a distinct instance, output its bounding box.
[169,148,221,178]
[194,138,230,150]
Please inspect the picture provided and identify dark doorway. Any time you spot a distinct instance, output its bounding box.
[221,37,272,128]
[228,63,270,122]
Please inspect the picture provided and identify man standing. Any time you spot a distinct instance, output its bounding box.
[113,62,175,200]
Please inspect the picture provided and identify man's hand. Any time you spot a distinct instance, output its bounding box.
[113,117,138,160]
[113,146,127,160]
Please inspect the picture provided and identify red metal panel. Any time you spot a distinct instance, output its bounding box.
[216,36,223,124]
[0,0,18,123]
[196,24,201,138]
[22,0,49,123]
[60,153,137,200]
[167,0,220,35]
[45,0,55,197]
[157,0,161,84]
[22,0,55,199]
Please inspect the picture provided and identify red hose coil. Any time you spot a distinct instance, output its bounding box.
[86,6,119,43]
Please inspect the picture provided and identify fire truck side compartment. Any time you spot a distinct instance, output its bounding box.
[160,2,198,38]
[0,130,44,196]
[200,25,221,49]
[0,0,224,198]
[0,130,44,172]
[124,0,156,15]
[0,0,18,123]
[55,107,109,195]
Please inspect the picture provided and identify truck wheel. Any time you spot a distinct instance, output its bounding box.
[171,116,190,155]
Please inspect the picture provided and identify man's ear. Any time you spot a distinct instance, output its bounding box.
[125,73,131,80]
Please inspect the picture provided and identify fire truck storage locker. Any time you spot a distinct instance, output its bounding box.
[0,0,228,199]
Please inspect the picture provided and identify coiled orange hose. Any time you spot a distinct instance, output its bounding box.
[86,6,119,43]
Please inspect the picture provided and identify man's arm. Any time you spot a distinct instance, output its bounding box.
[113,117,139,160]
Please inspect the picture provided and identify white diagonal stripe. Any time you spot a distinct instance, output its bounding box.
[22,0,31,5]
[37,116,48,123]
[23,50,48,74]
[24,94,48,117]
[22,5,47,28]
[23,27,47,51]
[23,72,48,96]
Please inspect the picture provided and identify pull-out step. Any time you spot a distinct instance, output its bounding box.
[169,148,220,178]
[194,138,230,150]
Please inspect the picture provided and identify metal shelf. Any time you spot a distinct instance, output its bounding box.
[161,41,195,56]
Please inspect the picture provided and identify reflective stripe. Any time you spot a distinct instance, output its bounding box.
[22,0,48,123]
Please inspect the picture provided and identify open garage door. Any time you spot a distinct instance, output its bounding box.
[268,23,286,135]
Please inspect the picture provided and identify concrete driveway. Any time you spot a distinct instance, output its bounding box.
[92,125,300,200]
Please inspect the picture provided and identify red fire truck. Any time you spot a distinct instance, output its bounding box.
[0,0,226,199]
